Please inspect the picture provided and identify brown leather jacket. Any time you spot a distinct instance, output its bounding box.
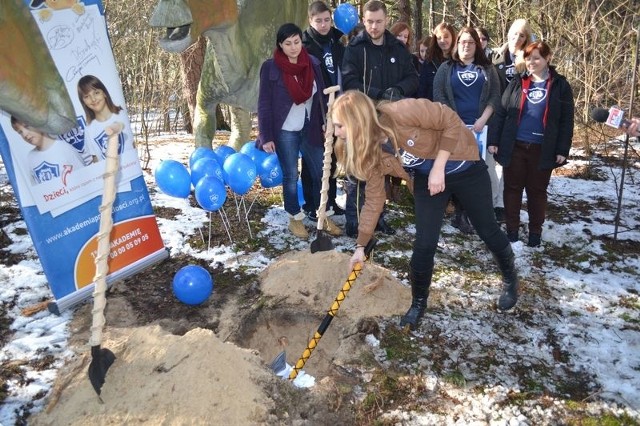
[355,98,478,246]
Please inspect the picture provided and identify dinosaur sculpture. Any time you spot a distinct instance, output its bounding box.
[150,0,308,149]
[0,0,76,135]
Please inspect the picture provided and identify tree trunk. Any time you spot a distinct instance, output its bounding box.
[459,0,476,26]
[396,0,412,25]
[179,35,206,134]
[412,0,424,47]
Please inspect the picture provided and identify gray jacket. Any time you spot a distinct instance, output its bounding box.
[433,60,501,120]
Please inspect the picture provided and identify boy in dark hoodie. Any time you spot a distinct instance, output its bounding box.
[300,1,346,218]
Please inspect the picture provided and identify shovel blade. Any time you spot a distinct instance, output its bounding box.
[310,231,333,253]
[270,350,287,376]
[88,345,116,396]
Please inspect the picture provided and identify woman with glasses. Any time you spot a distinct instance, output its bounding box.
[433,26,501,234]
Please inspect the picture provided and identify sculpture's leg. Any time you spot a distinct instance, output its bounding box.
[228,106,251,150]
[193,96,216,148]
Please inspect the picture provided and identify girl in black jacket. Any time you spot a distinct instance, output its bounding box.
[489,41,574,247]
[416,22,457,100]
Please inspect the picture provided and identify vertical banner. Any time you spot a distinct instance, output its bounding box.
[0,0,168,313]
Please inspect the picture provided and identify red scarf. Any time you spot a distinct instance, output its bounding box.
[274,47,314,105]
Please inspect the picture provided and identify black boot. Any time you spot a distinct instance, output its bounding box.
[451,207,462,229]
[451,206,474,234]
[400,268,431,330]
[345,221,358,238]
[458,211,474,234]
[376,216,396,235]
[493,245,519,311]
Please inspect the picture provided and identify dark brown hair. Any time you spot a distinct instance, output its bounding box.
[308,1,330,17]
[77,75,122,124]
[426,22,457,63]
[451,26,491,67]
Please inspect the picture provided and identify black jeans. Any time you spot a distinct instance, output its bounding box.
[410,161,510,274]
[344,177,365,225]
[301,153,339,213]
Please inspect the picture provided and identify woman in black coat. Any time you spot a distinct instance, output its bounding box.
[489,41,574,247]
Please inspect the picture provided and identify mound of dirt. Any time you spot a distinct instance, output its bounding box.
[260,249,410,319]
[32,326,279,425]
[31,249,410,424]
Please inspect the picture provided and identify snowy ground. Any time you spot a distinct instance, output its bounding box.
[1,132,639,424]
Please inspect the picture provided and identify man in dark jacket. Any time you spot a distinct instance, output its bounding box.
[342,1,418,100]
[300,1,345,218]
[341,0,419,236]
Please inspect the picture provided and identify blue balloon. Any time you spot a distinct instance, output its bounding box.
[194,176,227,211]
[154,160,191,198]
[191,157,223,186]
[334,3,359,34]
[257,153,279,176]
[215,145,236,167]
[297,178,305,207]
[239,141,258,157]
[260,169,283,188]
[260,174,281,189]
[258,154,283,188]
[189,147,217,169]
[173,265,213,305]
[223,153,257,195]
[241,140,270,166]
[252,149,269,169]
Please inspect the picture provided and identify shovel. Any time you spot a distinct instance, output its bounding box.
[271,238,377,380]
[310,85,341,254]
[88,129,119,397]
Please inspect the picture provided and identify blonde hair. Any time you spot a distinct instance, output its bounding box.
[330,91,397,181]
[508,19,532,51]
[508,19,532,73]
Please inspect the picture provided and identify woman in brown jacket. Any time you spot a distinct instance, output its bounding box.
[331,90,520,330]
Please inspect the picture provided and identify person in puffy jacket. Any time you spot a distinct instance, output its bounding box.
[331,90,520,331]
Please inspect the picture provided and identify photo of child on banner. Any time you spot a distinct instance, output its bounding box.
[9,116,87,185]
[0,0,167,313]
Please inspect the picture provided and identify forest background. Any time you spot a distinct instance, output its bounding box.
[104,0,639,160]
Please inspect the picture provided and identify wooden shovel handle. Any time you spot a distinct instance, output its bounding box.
[316,85,340,230]
[89,131,120,347]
